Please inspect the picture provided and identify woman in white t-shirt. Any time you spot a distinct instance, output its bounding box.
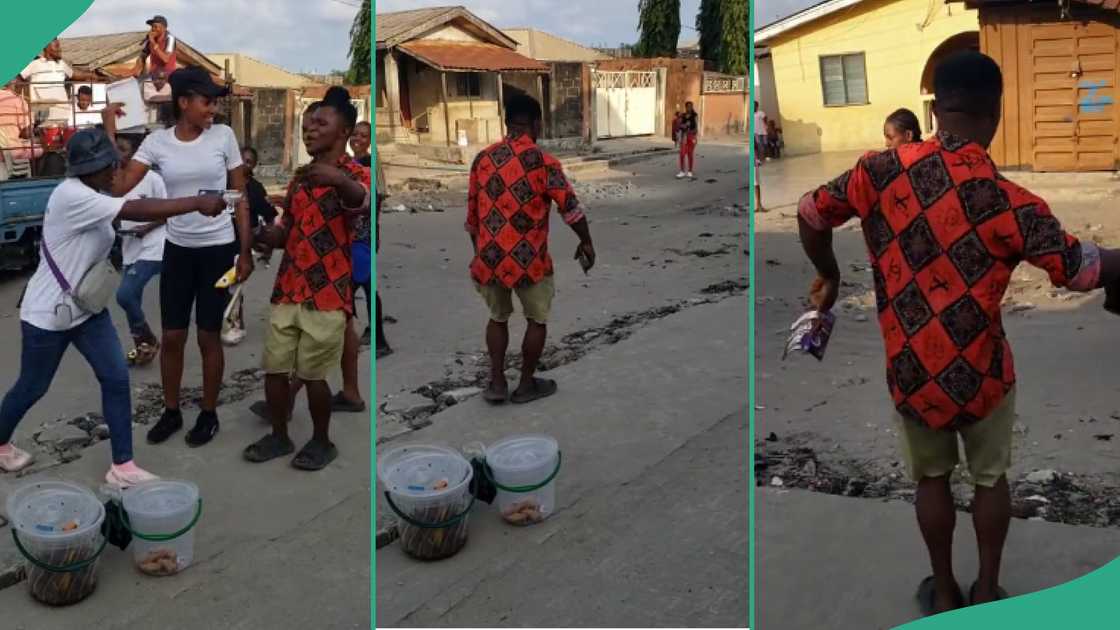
[114,134,167,366]
[105,66,253,449]
[0,128,226,486]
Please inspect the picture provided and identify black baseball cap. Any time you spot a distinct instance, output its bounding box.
[146,15,168,26]
[67,128,119,177]
[168,65,230,99]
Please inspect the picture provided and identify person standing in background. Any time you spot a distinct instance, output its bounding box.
[115,134,168,367]
[753,101,768,160]
[676,101,698,179]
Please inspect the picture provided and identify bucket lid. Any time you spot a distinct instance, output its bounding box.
[5,480,105,539]
[377,444,472,498]
[121,480,199,517]
[485,434,559,472]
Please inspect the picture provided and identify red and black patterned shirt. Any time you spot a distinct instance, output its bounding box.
[800,132,1100,430]
[466,133,586,289]
[272,155,371,315]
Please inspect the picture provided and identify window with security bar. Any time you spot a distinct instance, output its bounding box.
[456,73,482,98]
[819,53,868,106]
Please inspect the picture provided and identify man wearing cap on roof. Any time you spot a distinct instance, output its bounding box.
[0,126,227,487]
[132,15,177,79]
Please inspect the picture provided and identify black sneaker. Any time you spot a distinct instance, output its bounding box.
[359,327,372,347]
[185,411,220,447]
[147,409,183,444]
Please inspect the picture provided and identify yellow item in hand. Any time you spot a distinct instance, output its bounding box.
[215,265,238,289]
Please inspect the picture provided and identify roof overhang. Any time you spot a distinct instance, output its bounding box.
[756,0,865,44]
[397,40,548,73]
[377,7,519,50]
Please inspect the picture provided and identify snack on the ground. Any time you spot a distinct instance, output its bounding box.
[398,503,469,561]
[137,548,180,576]
[500,500,543,526]
[26,537,100,605]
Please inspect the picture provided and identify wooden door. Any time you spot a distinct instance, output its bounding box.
[1030,20,1118,171]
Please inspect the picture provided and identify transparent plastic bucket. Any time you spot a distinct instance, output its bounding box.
[6,481,106,606]
[121,480,201,577]
[378,444,473,560]
[485,434,560,526]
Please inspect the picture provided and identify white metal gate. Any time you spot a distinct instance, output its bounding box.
[592,71,657,138]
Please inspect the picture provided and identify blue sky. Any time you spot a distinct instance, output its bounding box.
[376,0,705,48]
[60,0,361,74]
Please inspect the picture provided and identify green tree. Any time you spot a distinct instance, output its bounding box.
[635,0,681,58]
[696,0,722,68]
[719,0,748,75]
[346,0,371,84]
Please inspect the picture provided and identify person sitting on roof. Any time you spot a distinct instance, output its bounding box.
[132,15,177,79]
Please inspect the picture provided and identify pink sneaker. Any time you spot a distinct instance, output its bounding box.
[105,461,160,489]
[0,443,33,472]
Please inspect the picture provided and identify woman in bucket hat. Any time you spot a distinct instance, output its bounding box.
[0,127,227,487]
[104,65,254,449]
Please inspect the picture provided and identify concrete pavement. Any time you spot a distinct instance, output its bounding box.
[757,487,1120,630]
[376,296,749,627]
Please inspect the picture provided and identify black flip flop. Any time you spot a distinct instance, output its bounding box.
[291,439,338,471]
[331,392,366,413]
[243,434,295,463]
[917,576,964,617]
[968,581,1009,606]
[511,378,558,405]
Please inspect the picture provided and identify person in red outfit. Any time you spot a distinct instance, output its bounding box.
[466,93,594,404]
[676,101,698,179]
[797,51,1120,616]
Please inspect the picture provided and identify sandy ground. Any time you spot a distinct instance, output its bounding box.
[755,151,1120,627]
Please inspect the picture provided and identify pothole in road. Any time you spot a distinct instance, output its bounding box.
[757,434,1120,528]
[377,278,750,445]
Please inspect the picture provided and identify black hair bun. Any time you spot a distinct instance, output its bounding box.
[324,86,352,107]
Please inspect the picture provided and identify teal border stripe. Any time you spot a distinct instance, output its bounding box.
[0,2,94,84]
[748,1,757,627]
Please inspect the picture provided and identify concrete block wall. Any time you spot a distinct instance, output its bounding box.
[251,88,288,169]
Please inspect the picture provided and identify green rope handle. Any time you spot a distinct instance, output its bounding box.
[384,491,475,529]
[121,498,203,542]
[482,451,562,493]
[11,529,108,573]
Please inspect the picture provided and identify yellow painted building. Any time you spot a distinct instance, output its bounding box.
[757,0,979,155]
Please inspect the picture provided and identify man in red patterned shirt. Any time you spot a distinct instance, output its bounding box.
[797,52,1120,614]
[467,93,594,404]
[245,88,369,471]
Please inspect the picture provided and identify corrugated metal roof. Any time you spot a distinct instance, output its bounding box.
[398,40,548,73]
[376,6,517,50]
[58,31,222,75]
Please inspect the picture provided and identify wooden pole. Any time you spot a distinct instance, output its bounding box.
[537,73,548,138]
[440,71,451,147]
[497,72,505,138]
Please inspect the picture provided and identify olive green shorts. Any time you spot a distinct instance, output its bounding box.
[895,389,1016,488]
[474,276,555,324]
[262,303,347,381]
